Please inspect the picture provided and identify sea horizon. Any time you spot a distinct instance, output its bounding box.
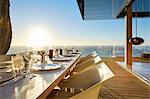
[7,45,150,57]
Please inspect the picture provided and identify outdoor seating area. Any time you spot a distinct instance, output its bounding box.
[0,51,150,98]
[45,51,115,98]
[0,0,150,99]
[0,51,115,98]
[47,52,150,99]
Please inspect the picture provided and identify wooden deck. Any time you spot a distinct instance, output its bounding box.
[99,58,150,98]
[114,56,150,63]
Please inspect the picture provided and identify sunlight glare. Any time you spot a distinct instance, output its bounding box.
[27,27,51,48]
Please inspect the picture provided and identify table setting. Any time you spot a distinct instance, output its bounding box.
[32,48,78,70]
[0,48,81,99]
[0,53,35,86]
[52,55,72,61]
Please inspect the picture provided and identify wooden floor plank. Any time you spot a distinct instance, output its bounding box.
[100,58,150,98]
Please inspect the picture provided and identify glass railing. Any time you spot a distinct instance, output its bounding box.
[7,45,150,57]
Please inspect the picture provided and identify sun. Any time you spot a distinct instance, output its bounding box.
[27,27,51,48]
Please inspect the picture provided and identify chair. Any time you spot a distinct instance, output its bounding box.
[69,80,103,99]
[50,62,114,99]
[0,55,11,67]
[60,62,115,91]
[0,55,13,84]
[72,55,102,74]
[0,55,11,62]
[77,51,97,65]
[70,78,123,99]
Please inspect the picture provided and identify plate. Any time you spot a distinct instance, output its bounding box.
[52,57,71,61]
[63,54,76,57]
[72,52,80,54]
[32,63,61,71]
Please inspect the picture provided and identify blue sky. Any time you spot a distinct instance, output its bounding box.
[10,0,150,46]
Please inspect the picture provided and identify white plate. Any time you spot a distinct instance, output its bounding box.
[32,63,61,71]
[63,54,76,57]
[72,52,80,54]
[52,57,71,61]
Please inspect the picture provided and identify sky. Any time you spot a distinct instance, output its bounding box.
[10,0,150,46]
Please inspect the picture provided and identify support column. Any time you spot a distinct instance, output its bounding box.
[125,5,132,66]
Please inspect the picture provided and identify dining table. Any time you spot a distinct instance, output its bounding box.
[0,53,81,99]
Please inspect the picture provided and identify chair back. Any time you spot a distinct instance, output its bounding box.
[0,55,11,62]
[79,51,97,63]
[73,56,102,72]
[69,63,115,99]
[0,55,12,76]
[69,81,102,99]
[63,62,114,90]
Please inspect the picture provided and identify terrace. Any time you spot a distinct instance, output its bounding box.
[0,0,150,99]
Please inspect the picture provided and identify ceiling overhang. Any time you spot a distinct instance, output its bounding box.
[77,0,150,20]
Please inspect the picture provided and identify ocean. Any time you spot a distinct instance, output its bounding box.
[7,46,150,57]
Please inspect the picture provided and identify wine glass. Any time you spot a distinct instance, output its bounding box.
[11,54,25,80]
[53,49,58,58]
[23,51,35,72]
[37,50,46,64]
[22,50,38,79]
